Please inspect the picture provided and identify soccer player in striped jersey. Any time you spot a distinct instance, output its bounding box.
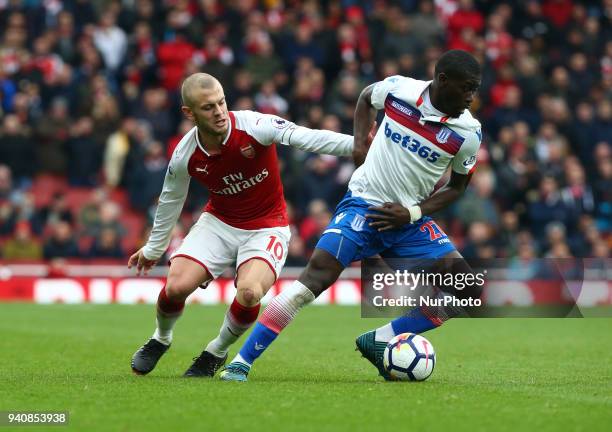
[221,50,485,381]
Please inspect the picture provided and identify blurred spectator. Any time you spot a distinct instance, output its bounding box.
[2,221,42,260]
[572,102,599,168]
[447,0,485,49]
[534,122,567,179]
[88,227,124,259]
[410,0,444,47]
[514,55,547,109]
[35,97,70,174]
[0,165,13,200]
[594,100,612,144]
[45,258,69,278]
[66,116,100,186]
[300,199,332,254]
[0,114,35,181]
[328,73,361,132]
[55,10,78,65]
[484,12,513,68]
[134,88,173,142]
[461,222,496,260]
[92,10,127,74]
[542,0,573,29]
[244,37,284,87]
[489,78,538,137]
[283,23,324,70]
[544,222,570,256]
[32,192,74,235]
[78,188,108,236]
[495,211,521,258]
[87,201,126,239]
[0,199,17,236]
[157,32,195,91]
[593,144,612,231]
[126,141,167,212]
[381,12,424,60]
[43,221,80,259]
[301,155,343,211]
[254,80,288,116]
[561,158,595,219]
[592,241,610,260]
[508,236,539,280]
[455,167,499,226]
[167,118,194,158]
[513,0,553,43]
[103,118,136,187]
[528,176,571,239]
[285,235,309,267]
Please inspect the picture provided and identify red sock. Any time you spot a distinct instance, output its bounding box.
[229,298,260,326]
[157,286,185,316]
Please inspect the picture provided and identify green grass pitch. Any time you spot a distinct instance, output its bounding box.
[1,304,611,431]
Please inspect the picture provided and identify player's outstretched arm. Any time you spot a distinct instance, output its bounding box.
[277,123,354,156]
[353,83,377,167]
[277,120,377,158]
[247,112,352,157]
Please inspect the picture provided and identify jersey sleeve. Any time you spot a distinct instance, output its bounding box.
[371,75,403,110]
[246,112,353,156]
[451,129,481,175]
[142,150,191,261]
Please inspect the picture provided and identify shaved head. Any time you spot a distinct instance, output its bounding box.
[180,72,229,139]
[181,73,221,108]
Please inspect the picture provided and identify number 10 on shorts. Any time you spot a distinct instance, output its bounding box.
[266,236,285,260]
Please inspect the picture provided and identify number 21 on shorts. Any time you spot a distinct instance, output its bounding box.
[266,235,285,260]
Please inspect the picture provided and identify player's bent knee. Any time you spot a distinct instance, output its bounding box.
[236,280,265,305]
[165,275,197,302]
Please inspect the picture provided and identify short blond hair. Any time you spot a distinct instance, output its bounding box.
[181,73,220,108]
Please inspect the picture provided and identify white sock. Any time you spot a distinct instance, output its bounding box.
[375,323,396,343]
[152,313,180,345]
[257,280,315,331]
[233,353,250,367]
[205,310,253,357]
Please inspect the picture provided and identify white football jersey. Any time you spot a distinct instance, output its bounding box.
[349,76,482,208]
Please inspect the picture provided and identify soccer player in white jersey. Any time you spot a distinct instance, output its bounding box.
[221,50,484,381]
[129,72,356,376]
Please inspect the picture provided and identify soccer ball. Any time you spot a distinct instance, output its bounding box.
[383,333,436,381]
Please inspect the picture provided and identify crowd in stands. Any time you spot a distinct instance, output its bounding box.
[0,0,610,266]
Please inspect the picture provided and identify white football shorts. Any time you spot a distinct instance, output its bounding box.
[170,212,291,280]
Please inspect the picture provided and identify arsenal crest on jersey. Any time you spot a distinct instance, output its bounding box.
[436,126,452,144]
[240,143,256,159]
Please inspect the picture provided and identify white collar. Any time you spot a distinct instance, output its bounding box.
[194,117,232,156]
[406,79,481,132]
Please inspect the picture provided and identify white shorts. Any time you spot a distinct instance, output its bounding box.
[170,212,291,280]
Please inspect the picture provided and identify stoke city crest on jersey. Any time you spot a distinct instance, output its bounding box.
[436,126,452,144]
[240,143,256,159]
